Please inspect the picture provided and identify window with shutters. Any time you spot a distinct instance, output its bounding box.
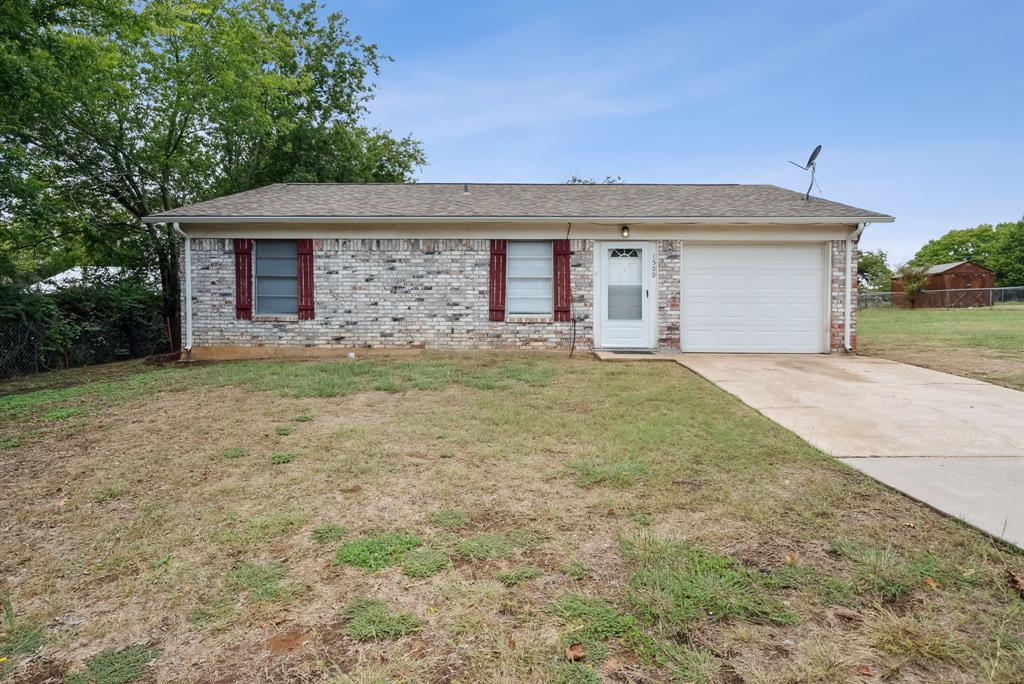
[255,239,298,315]
[506,241,553,315]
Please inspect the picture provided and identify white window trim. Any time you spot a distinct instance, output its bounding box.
[506,240,553,316]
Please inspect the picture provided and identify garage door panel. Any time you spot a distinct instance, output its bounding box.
[681,244,825,353]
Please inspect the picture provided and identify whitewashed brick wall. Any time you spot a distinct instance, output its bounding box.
[829,239,858,352]
[181,237,855,353]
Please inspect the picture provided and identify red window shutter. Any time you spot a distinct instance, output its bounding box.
[553,239,571,322]
[297,239,315,320]
[233,238,253,320]
[488,239,507,321]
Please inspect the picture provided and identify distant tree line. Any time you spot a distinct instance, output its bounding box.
[858,218,1024,291]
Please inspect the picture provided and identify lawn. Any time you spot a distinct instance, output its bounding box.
[1,354,1022,683]
[857,304,1024,390]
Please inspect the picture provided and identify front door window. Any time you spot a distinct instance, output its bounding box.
[607,248,642,320]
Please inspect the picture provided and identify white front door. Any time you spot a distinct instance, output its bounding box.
[598,242,654,349]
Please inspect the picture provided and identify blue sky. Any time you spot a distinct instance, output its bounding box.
[337,0,1023,263]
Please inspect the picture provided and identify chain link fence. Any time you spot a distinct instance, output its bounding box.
[0,316,171,380]
[859,286,1024,309]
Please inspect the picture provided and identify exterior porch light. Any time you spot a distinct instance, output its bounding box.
[621,225,630,238]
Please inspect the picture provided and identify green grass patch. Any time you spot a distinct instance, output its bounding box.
[275,425,293,436]
[194,356,554,398]
[560,560,592,581]
[292,414,313,422]
[498,566,543,586]
[43,406,85,421]
[831,539,966,601]
[551,662,600,684]
[65,645,158,684]
[343,597,424,641]
[401,548,450,578]
[269,451,295,465]
[430,508,470,530]
[621,536,797,632]
[311,523,348,544]
[335,532,423,571]
[93,485,123,502]
[456,529,536,561]
[218,513,307,547]
[187,596,235,629]
[0,433,22,449]
[214,447,248,460]
[569,458,649,487]
[548,593,640,663]
[228,561,302,602]
[858,305,1024,352]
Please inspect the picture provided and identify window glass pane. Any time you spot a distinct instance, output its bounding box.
[256,240,298,258]
[608,286,642,320]
[256,277,298,297]
[255,239,298,315]
[507,241,552,315]
[258,296,299,314]
[607,249,642,320]
[256,257,297,277]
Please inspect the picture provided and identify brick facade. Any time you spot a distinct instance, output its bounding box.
[828,239,858,352]
[182,236,856,354]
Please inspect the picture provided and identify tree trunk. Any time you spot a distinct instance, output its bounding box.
[154,226,181,352]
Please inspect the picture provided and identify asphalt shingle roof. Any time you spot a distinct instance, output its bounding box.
[144,183,893,221]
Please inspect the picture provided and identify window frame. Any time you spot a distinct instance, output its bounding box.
[254,239,299,316]
[505,240,554,316]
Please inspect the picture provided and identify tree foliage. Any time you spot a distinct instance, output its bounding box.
[895,263,930,308]
[0,0,425,344]
[565,175,623,184]
[857,248,892,291]
[911,220,1024,286]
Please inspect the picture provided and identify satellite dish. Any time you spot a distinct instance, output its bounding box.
[788,145,822,200]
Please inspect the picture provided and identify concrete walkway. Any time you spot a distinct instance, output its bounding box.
[673,354,1024,548]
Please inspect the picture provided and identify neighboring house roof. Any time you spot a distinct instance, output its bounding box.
[29,267,123,293]
[143,183,894,223]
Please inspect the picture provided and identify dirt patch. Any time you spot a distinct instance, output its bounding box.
[266,628,310,654]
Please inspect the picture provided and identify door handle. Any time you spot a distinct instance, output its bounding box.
[646,289,649,298]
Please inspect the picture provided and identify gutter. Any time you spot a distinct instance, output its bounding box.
[844,222,868,352]
[170,222,193,353]
[141,214,895,225]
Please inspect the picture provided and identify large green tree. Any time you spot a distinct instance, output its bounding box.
[0,0,424,343]
[910,220,1024,286]
[857,248,892,291]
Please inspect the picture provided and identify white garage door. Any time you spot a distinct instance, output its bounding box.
[681,243,825,353]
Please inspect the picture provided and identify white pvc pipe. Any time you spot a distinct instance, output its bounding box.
[171,222,193,352]
[844,222,867,352]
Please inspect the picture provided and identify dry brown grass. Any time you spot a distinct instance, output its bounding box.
[1,353,1022,683]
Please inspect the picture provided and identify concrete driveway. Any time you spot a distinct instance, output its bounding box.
[675,354,1024,547]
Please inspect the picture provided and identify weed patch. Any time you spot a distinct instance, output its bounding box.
[292,414,313,422]
[621,536,797,633]
[343,597,423,641]
[456,529,536,561]
[66,644,158,684]
[93,485,123,502]
[275,425,293,436]
[498,566,543,586]
[551,662,600,684]
[831,539,964,601]
[214,447,248,460]
[335,532,423,571]
[569,458,649,487]
[869,609,970,666]
[548,593,639,663]
[430,508,470,530]
[311,523,348,544]
[187,596,235,628]
[44,407,85,421]
[229,561,302,602]
[560,560,592,581]
[0,433,21,449]
[401,548,450,578]
[269,452,295,465]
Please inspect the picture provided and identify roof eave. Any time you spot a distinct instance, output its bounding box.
[143,214,894,225]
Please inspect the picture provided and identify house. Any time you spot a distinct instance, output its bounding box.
[142,183,893,358]
[891,260,995,308]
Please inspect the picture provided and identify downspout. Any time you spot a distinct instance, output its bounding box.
[171,222,193,353]
[844,222,867,352]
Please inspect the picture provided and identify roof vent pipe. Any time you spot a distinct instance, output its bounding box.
[463,183,469,194]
